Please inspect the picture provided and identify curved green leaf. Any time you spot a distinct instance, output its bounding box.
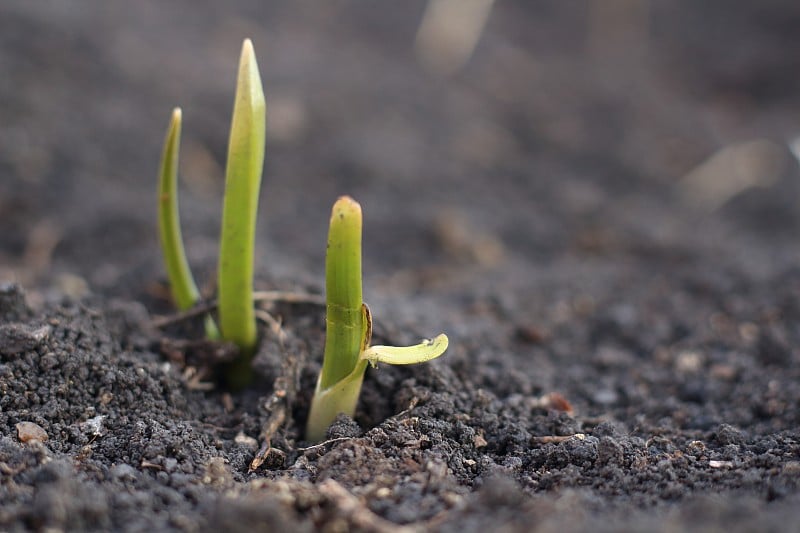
[158,107,199,311]
[361,334,449,367]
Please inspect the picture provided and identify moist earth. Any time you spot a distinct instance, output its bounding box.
[2,1,800,532]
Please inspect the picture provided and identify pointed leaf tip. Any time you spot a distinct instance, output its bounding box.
[232,38,265,118]
[240,40,253,70]
[158,104,202,312]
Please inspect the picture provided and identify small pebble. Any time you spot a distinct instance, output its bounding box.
[375,487,392,498]
[675,351,703,373]
[234,432,258,450]
[16,421,48,443]
[81,415,107,437]
[709,460,734,468]
[0,324,50,356]
[592,389,618,406]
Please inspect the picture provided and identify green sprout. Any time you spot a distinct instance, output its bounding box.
[157,39,265,388]
[158,107,198,312]
[217,38,266,388]
[305,196,449,442]
[157,108,219,339]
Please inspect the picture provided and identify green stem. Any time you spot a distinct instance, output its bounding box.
[320,196,364,389]
[306,196,366,441]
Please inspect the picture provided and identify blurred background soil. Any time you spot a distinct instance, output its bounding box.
[2,1,800,531]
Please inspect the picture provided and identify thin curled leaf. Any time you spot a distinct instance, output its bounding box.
[360,334,449,368]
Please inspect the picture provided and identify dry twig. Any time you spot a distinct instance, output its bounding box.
[249,309,305,472]
[151,290,323,329]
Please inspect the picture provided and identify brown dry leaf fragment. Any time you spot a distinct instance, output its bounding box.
[249,405,287,472]
[515,324,548,344]
[540,392,574,414]
[249,447,287,472]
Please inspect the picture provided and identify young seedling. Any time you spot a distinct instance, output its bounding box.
[305,196,449,442]
[217,38,266,388]
[158,108,197,312]
[157,39,265,388]
[157,108,219,339]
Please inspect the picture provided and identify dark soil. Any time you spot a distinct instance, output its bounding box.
[2,1,800,531]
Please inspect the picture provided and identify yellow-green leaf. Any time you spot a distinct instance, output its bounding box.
[158,107,199,311]
[360,333,449,367]
[218,38,266,387]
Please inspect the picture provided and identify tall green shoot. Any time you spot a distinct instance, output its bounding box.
[218,39,266,388]
[158,39,265,387]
